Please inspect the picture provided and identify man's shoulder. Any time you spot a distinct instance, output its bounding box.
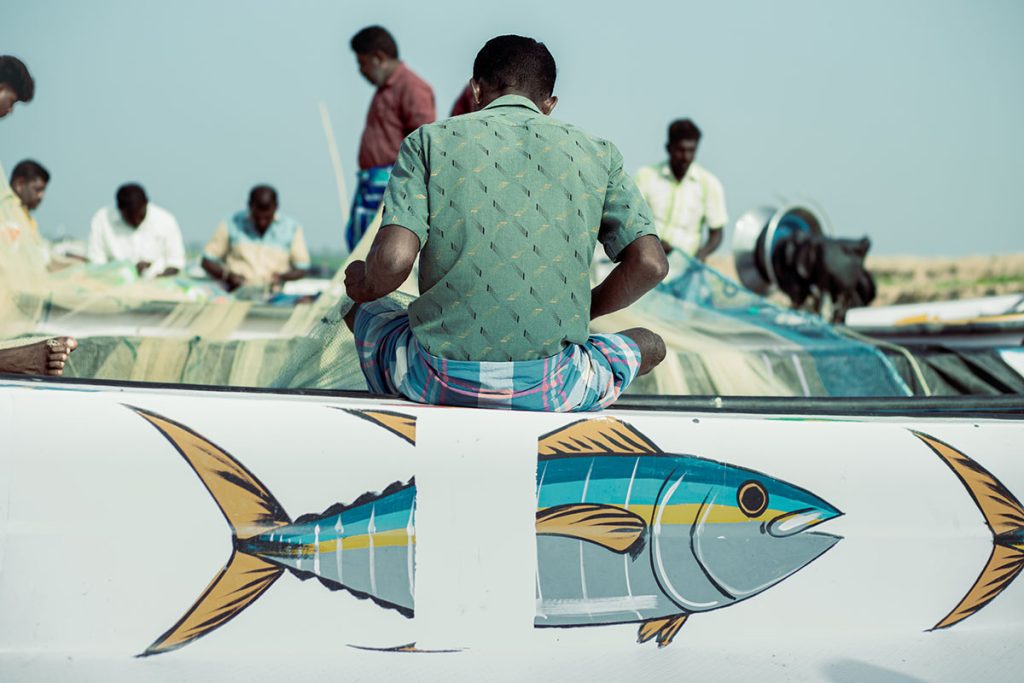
[397,63,433,93]
[688,162,722,185]
[146,203,180,226]
[90,206,115,229]
[635,162,668,180]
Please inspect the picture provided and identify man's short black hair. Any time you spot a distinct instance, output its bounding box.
[473,35,556,101]
[11,159,49,184]
[116,183,148,212]
[350,26,399,59]
[249,184,278,208]
[0,55,34,102]
[668,119,702,144]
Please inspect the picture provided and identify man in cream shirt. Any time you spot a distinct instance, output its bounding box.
[87,183,186,278]
[634,118,727,262]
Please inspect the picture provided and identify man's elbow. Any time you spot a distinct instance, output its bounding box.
[638,245,670,285]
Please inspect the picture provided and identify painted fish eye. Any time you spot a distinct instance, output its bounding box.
[737,480,769,517]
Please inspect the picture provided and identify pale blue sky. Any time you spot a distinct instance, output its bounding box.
[2,0,1022,256]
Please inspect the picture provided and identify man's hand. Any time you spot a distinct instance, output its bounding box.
[135,261,152,276]
[344,260,376,303]
[225,271,246,291]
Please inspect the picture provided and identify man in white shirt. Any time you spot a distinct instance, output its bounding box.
[634,119,727,262]
[87,183,186,277]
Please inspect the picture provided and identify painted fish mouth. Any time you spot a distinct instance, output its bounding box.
[765,508,841,538]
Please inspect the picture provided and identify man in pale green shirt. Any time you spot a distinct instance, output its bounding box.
[343,35,668,411]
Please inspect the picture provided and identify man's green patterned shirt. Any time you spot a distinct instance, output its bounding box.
[382,95,654,361]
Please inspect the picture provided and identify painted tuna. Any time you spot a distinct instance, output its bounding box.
[133,407,417,656]
[533,418,843,646]
[133,408,843,655]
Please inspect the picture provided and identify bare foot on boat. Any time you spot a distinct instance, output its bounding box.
[0,337,79,376]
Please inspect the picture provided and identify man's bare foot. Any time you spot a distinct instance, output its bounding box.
[0,337,79,376]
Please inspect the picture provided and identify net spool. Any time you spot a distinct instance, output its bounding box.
[733,204,830,294]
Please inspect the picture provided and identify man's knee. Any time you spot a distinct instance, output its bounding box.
[620,327,666,376]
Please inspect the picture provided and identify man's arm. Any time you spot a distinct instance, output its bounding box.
[695,227,723,262]
[591,234,668,320]
[158,213,187,276]
[344,225,421,303]
[86,212,108,264]
[200,222,245,289]
[696,172,727,262]
[273,225,311,284]
[401,80,436,134]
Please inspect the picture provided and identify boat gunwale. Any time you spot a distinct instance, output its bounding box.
[2,374,1021,420]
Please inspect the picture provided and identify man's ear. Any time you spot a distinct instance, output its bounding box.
[470,79,482,105]
[540,95,558,115]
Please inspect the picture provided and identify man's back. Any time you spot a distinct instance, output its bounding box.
[384,95,652,361]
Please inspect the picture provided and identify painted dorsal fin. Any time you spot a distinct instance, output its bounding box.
[538,418,660,457]
[536,503,647,555]
[912,430,1024,630]
[342,409,417,446]
[133,407,291,539]
[141,550,283,656]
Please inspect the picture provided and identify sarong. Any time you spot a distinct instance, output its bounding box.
[353,298,642,412]
[345,165,393,251]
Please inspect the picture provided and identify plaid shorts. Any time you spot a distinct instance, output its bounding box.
[353,299,642,412]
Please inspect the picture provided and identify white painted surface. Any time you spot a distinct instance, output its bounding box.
[0,380,1021,681]
[846,293,1024,327]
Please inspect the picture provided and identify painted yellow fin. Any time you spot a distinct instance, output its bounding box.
[344,409,417,446]
[932,544,1024,630]
[912,431,1024,630]
[539,418,660,457]
[637,614,688,647]
[141,551,283,656]
[536,503,647,553]
[133,407,290,539]
[913,431,1024,537]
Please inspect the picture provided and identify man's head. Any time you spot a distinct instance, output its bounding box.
[248,185,278,232]
[116,183,148,229]
[471,35,557,114]
[10,160,49,211]
[350,26,400,87]
[666,119,702,180]
[0,55,34,119]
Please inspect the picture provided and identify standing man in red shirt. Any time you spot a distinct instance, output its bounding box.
[346,26,435,252]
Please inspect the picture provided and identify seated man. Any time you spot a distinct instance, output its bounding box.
[634,119,727,261]
[201,185,310,291]
[1,159,48,243]
[344,35,668,412]
[88,183,186,278]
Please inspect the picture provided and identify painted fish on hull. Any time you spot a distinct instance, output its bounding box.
[534,418,843,646]
[132,406,417,656]
[912,431,1024,631]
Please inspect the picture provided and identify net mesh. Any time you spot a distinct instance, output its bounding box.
[1,209,911,397]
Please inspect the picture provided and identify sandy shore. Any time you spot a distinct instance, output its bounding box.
[707,252,1024,307]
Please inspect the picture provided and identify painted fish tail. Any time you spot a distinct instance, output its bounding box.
[131,407,292,656]
[912,431,1024,630]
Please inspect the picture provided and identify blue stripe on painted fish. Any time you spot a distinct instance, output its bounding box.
[130,406,417,657]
